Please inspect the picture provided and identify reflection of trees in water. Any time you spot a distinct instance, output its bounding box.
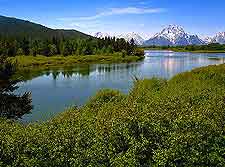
[19,63,142,81]
[52,71,60,80]
[50,65,93,80]
[16,66,93,81]
[62,70,73,78]
[0,60,32,119]
[96,63,140,74]
[62,66,92,77]
[14,69,47,82]
[48,63,142,80]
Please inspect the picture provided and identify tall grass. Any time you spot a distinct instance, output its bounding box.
[1,64,225,166]
[8,54,144,70]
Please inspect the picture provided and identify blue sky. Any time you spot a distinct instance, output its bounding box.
[0,0,225,38]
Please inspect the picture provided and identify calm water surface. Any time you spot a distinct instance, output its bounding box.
[17,50,225,123]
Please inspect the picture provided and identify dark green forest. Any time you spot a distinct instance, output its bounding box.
[0,15,142,58]
[0,35,140,57]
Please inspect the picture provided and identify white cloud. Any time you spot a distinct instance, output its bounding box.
[138,1,150,5]
[59,7,165,21]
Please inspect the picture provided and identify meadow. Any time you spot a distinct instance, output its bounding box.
[8,53,144,70]
[1,63,225,166]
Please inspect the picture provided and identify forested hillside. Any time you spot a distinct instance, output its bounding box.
[0,15,143,58]
[0,15,89,40]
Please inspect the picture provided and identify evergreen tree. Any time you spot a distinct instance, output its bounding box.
[21,38,30,55]
[0,58,32,119]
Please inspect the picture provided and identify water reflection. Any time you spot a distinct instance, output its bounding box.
[22,63,142,81]
[17,51,225,123]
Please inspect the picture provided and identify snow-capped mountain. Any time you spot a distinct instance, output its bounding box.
[93,32,145,45]
[204,37,213,44]
[205,32,225,44]
[117,32,145,45]
[94,32,111,39]
[144,25,205,46]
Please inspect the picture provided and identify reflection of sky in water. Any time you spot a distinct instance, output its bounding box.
[17,51,225,123]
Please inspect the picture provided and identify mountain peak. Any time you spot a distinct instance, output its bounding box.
[164,24,185,33]
[205,31,225,44]
[155,24,186,43]
[94,32,111,39]
[145,24,204,46]
[215,32,225,38]
[93,32,145,45]
[118,32,144,45]
[128,32,140,35]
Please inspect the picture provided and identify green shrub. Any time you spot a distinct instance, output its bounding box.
[1,64,225,166]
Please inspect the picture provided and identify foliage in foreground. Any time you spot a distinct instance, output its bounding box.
[1,64,225,166]
[0,58,32,119]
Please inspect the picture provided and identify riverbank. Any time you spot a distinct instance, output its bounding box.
[9,53,145,70]
[142,47,225,53]
[171,48,225,53]
[1,63,225,166]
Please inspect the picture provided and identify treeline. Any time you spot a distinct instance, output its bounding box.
[144,43,225,51]
[181,43,225,51]
[0,35,143,57]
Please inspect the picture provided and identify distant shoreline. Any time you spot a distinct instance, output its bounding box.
[142,48,225,53]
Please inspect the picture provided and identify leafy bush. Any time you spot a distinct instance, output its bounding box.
[133,48,145,57]
[1,64,225,166]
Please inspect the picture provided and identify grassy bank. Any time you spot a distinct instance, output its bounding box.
[142,47,225,53]
[1,64,225,166]
[171,48,225,53]
[142,46,225,53]
[9,53,145,70]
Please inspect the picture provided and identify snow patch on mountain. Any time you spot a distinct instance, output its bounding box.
[117,32,145,45]
[94,32,111,39]
[93,32,145,45]
[154,25,186,43]
[206,32,225,44]
[93,25,225,46]
[204,37,213,44]
[144,25,205,46]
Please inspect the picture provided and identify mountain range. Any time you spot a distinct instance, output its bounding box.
[117,33,145,45]
[205,32,225,44]
[94,25,225,46]
[0,15,225,46]
[93,32,145,45]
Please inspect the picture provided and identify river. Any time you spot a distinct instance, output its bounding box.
[17,50,225,123]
